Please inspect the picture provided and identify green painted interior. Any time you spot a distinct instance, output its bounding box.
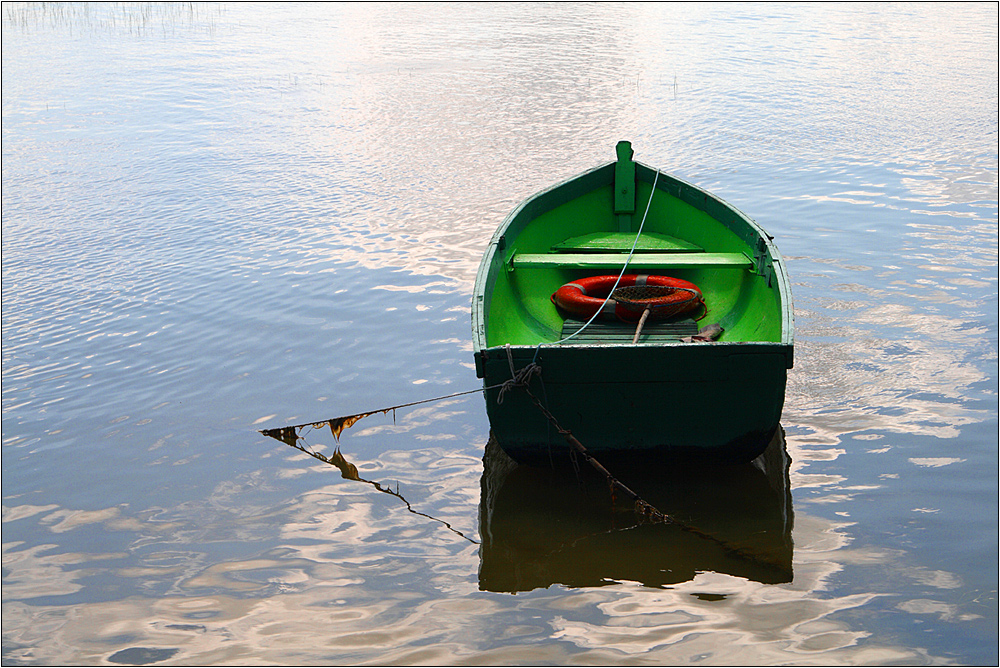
[481,175,787,348]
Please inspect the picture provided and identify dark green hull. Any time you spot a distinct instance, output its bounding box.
[479,343,788,465]
[473,142,793,466]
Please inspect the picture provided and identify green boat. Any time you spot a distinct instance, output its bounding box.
[472,142,793,466]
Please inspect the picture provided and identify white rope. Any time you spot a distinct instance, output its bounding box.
[539,167,661,351]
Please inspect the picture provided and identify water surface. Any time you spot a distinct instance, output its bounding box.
[3,3,997,665]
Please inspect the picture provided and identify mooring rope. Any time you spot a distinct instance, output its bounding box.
[500,344,670,522]
[260,384,507,442]
[260,345,784,570]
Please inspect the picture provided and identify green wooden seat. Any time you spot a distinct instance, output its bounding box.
[512,252,753,269]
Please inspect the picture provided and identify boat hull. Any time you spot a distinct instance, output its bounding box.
[479,342,788,466]
[472,142,794,466]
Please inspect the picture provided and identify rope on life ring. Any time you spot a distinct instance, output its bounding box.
[551,274,705,322]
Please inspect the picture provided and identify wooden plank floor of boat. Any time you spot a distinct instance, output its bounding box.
[559,318,699,345]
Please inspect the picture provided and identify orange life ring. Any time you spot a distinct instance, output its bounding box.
[551,274,705,322]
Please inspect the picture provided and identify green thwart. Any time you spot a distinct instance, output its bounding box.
[472,141,794,466]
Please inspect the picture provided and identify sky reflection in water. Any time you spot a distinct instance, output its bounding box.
[2,2,997,665]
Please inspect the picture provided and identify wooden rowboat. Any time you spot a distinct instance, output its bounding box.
[472,142,793,466]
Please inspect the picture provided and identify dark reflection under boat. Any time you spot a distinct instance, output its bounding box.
[478,427,793,593]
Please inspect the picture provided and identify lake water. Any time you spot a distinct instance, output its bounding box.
[2,3,997,665]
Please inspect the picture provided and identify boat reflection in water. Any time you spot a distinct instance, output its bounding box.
[478,427,793,593]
